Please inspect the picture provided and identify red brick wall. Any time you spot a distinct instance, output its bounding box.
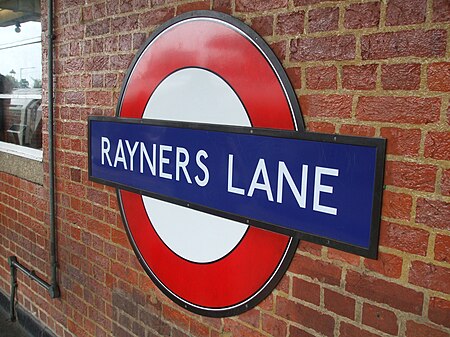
[0,1,449,336]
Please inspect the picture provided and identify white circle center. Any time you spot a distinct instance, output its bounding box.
[142,68,249,263]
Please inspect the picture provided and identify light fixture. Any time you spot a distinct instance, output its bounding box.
[15,22,21,33]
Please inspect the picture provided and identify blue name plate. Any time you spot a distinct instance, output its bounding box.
[88,117,385,257]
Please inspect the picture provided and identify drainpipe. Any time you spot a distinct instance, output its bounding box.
[8,0,60,321]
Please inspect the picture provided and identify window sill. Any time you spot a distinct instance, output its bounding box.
[0,142,43,185]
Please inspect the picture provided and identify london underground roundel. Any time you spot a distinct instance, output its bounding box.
[117,10,303,317]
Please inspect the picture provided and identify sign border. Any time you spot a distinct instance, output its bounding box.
[89,116,386,258]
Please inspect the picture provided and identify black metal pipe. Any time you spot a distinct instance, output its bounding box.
[47,0,60,300]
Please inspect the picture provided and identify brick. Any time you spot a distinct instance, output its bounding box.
[425,131,450,160]
[270,41,286,61]
[380,127,421,156]
[364,252,403,279]
[289,325,315,337]
[356,96,441,124]
[307,121,335,134]
[433,0,450,22]
[177,1,210,13]
[362,303,398,335]
[385,161,437,192]
[235,0,287,12]
[340,322,380,337]
[428,297,450,328]
[328,248,360,266]
[381,190,412,220]
[416,198,450,230]
[434,234,450,263]
[190,319,209,337]
[342,64,377,90]
[139,8,175,27]
[290,35,356,61]
[86,18,110,37]
[361,30,447,60]
[86,91,113,107]
[409,260,450,293]
[381,64,421,90]
[344,2,380,29]
[162,305,190,331]
[223,318,266,337]
[212,0,232,14]
[339,124,375,137]
[386,0,427,25]
[345,270,423,314]
[238,308,260,328]
[262,313,287,336]
[300,95,352,118]
[298,241,322,256]
[442,169,450,196]
[276,11,305,35]
[323,289,355,319]
[308,7,338,32]
[292,277,320,305]
[406,321,449,337]
[428,63,450,92]
[306,66,337,90]
[276,297,335,336]
[286,67,302,89]
[251,16,273,37]
[290,254,341,286]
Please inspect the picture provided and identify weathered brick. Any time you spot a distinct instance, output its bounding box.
[223,318,266,337]
[434,234,450,264]
[285,67,302,89]
[251,15,273,37]
[386,0,427,25]
[442,169,450,196]
[238,308,260,328]
[362,303,399,335]
[177,1,210,13]
[381,64,421,90]
[356,96,441,124]
[276,297,335,336]
[409,260,450,293]
[276,11,305,35]
[344,2,380,29]
[361,30,447,60]
[306,66,337,90]
[292,277,320,305]
[307,121,336,133]
[340,322,380,337]
[381,190,412,220]
[162,305,190,331]
[289,325,315,337]
[86,18,110,37]
[424,131,450,160]
[342,64,377,90]
[290,254,342,286]
[300,95,352,118]
[428,297,450,328]
[262,313,287,336]
[406,321,449,337]
[339,124,375,137]
[380,127,421,156]
[323,288,355,319]
[236,0,287,12]
[416,198,450,230]
[364,252,403,279]
[139,8,175,27]
[290,35,356,61]
[345,270,423,314]
[212,0,232,14]
[385,161,437,192]
[327,248,360,266]
[432,0,450,22]
[428,63,450,92]
[308,7,339,32]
